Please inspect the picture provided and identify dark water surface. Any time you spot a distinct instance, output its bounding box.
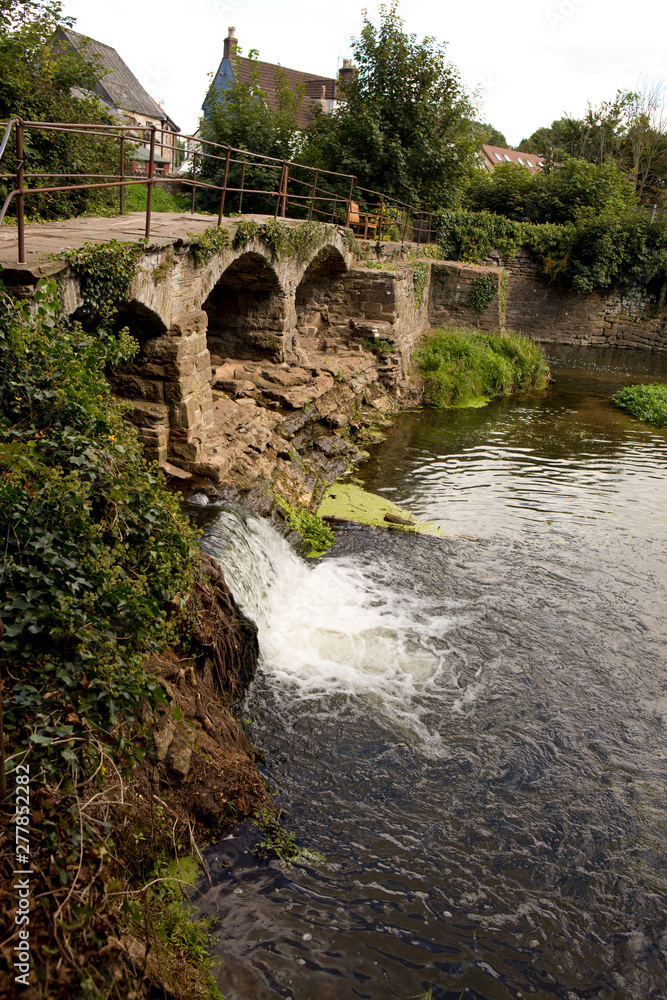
[196,346,667,1000]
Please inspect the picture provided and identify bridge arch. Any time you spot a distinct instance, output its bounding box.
[202,251,287,363]
[295,245,349,352]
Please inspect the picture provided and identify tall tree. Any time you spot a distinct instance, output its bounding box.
[300,2,479,209]
[0,0,119,219]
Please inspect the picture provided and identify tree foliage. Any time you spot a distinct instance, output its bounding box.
[466,158,637,224]
[0,0,121,219]
[299,2,479,209]
[0,278,201,773]
[518,84,667,206]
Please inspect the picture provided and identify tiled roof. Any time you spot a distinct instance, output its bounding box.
[53,27,179,128]
[481,144,544,171]
[223,56,338,129]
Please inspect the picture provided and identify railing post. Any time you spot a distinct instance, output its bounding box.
[308,169,319,221]
[275,163,285,220]
[119,136,125,215]
[217,147,231,225]
[238,160,246,213]
[16,118,25,264]
[191,150,197,214]
[145,125,156,240]
[280,162,289,218]
[428,212,434,244]
[401,206,411,245]
[345,176,355,228]
[379,194,385,241]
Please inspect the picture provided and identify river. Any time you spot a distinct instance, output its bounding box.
[194,345,667,1000]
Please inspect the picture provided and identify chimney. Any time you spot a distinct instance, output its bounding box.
[338,58,355,86]
[224,26,238,60]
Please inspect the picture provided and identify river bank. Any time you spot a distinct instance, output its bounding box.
[192,344,667,1000]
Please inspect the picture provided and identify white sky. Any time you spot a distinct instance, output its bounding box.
[60,0,667,146]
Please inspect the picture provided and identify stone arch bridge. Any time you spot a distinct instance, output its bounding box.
[2,215,505,487]
[50,221,440,483]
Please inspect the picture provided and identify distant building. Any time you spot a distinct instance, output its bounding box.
[481,144,544,172]
[53,27,181,173]
[204,27,353,129]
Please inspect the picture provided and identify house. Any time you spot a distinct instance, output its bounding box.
[204,27,353,129]
[52,27,181,173]
[481,144,544,172]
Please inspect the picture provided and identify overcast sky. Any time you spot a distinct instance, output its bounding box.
[60,0,667,146]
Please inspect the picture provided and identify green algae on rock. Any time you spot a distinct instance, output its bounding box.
[318,481,452,537]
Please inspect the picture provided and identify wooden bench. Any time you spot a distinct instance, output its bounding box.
[348,200,378,239]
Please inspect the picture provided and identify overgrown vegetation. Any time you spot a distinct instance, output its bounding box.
[233,218,329,263]
[188,225,230,265]
[0,276,198,776]
[55,238,144,308]
[416,327,548,408]
[468,272,497,314]
[273,492,335,556]
[0,277,226,997]
[435,206,667,296]
[612,383,667,427]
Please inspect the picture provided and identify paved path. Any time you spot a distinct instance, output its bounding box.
[0,211,257,272]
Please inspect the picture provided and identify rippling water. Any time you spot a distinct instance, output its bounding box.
[195,346,667,1000]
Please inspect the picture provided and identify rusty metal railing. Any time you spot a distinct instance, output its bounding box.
[0,118,438,263]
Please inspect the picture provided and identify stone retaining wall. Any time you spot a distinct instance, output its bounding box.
[485,249,667,351]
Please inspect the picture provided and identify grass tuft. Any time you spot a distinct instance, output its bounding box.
[415,326,548,408]
[612,383,667,427]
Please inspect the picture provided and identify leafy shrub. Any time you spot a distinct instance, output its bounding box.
[612,383,667,427]
[187,225,230,264]
[435,207,667,296]
[435,209,523,263]
[0,279,200,775]
[415,326,548,408]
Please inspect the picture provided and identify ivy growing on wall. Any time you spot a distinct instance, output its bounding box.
[412,261,429,307]
[468,272,498,314]
[56,239,145,309]
[187,225,230,265]
[232,219,330,263]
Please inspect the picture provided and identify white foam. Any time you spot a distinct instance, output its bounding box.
[203,507,481,735]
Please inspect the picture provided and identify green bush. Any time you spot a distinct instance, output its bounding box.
[415,326,548,408]
[435,209,523,263]
[612,383,667,427]
[435,207,667,296]
[0,278,200,775]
